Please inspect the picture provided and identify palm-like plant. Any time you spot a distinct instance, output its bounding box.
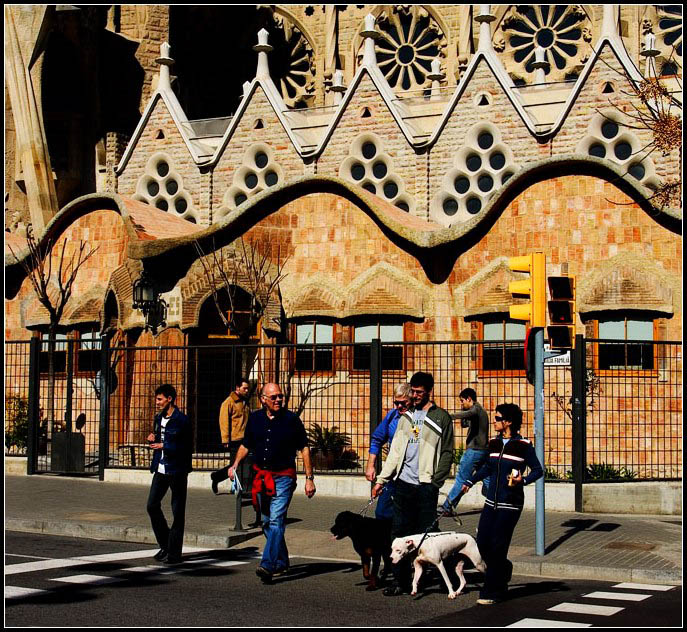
[306,423,351,455]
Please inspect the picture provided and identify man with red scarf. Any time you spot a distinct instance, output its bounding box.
[228,382,316,582]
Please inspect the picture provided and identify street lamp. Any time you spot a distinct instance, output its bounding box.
[132,271,168,334]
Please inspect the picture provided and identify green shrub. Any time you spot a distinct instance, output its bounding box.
[5,395,29,451]
[586,462,637,481]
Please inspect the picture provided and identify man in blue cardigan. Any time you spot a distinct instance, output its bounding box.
[146,383,193,565]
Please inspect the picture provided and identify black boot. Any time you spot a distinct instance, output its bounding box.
[210,466,230,494]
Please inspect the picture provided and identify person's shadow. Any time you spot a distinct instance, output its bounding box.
[271,561,359,583]
[545,518,619,554]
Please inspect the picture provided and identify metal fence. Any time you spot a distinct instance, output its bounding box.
[5,338,682,482]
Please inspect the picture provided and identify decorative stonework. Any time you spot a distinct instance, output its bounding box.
[579,256,675,314]
[282,277,345,319]
[132,152,199,224]
[269,12,316,108]
[656,5,682,73]
[499,5,592,82]
[339,133,415,213]
[576,113,660,189]
[217,143,285,221]
[431,123,519,226]
[360,6,447,93]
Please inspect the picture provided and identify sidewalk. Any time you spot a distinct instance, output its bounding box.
[4,474,681,585]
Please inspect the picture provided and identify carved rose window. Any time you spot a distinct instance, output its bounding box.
[500,5,592,82]
[269,14,316,108]
[657,5,682,61]
[373,7,446,92]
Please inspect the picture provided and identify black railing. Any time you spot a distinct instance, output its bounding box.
[4,338,682,481]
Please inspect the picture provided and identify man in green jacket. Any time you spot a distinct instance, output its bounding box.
[371,371,454,596]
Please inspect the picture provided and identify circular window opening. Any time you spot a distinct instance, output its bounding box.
[478,174,494,192]
[265,171,279,187]
[362,142,377,159]
[502,172,513,185]
[601,121,619,139]
[396,201,410,212]
[536,28,555,48]
[614,141,632,161]
[156,162,170,177]
[245,173,259,189]
[351,163,366,181]
[362,182,376,194]
[175,198,188,213]
[372,162,388,179]
[397,44,415,65]
[155,198,168,211]
[628,163,645,180]
[234,194,247,207]
[383,181,399,199]
[454,176,470,194]
[147,181,160,196]
[478,132,494,149]
[466,197,482,215]
[466,154,482,172]
[255,152,269,169]
[166,179,179,195]
[489,152,506,170]
[443,198,459,216]
[588,143,606,158]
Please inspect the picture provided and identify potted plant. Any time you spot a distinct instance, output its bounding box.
[307,423,352,470]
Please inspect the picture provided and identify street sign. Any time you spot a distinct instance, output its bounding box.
[544,343,570,366]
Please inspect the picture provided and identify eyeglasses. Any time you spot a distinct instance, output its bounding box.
[394,400,410,407]
[264,394,284,401]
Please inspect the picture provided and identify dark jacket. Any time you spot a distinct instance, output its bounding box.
[452,401,489,450]
[150,407,193,475]
[466,433,543,510]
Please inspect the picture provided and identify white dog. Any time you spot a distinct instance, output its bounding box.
[390,531,486,599]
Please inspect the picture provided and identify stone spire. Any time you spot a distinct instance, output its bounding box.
[155,42,174,93]
[331,69,346,105]
[361,13,380,67]
[427,58,445,101]
[532,46,550,86]
[476,5,496,52]
[640,32,661,78]
[601,5,619,39]
[254,28,273,80]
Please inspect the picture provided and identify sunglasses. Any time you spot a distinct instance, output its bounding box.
[264,394,284,401]
[494,416,505,422]
[394,400,410,407]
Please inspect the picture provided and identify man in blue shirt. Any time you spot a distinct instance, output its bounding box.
[228,382,316,582]
[364,382,411,520]
[146,384,192,565]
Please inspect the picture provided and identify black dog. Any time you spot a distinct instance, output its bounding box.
[330,511,392,591]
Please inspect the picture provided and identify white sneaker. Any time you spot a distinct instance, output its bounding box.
[476,598,496,605]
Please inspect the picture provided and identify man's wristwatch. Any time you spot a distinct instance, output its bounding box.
[305,475,315,481]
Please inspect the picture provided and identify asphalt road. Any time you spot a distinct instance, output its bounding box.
[5,532,682,628]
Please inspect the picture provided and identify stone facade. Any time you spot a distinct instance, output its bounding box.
[4,6,682,476]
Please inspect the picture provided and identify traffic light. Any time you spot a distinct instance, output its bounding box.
[508,252,547,329]
[547,275,576,348]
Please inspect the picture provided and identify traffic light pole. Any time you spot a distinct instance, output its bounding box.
[533,326,545,556]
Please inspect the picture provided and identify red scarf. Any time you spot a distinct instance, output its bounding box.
[251,464,297,511]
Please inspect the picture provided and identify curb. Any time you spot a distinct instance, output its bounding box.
[5,518,261,551]
[6,518,681,586]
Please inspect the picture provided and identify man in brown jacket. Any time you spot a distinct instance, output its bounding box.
[210,377,250,495]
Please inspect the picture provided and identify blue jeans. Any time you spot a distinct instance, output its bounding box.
[259,475,296,573]
[444,448,489,507]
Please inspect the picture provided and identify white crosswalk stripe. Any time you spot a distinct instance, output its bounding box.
[507,618,592,628]
[548,602,625,616]
[613,582,675,592]
[5,586,50,599]
[51,574,126,585]
[583,590,652,601]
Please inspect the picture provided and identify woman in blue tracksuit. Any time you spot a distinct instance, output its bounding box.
[461,402,543,604]
[364,383,411,520]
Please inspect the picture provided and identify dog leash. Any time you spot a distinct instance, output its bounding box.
[359,494,379,517]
